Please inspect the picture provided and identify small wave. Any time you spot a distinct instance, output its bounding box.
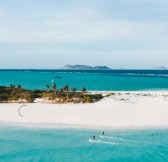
[100,135,124,141]
[121,73,168,77]
[49,71,103,75]
[88,139,117,145]
[39,72,52,74]
[100,136,139,143]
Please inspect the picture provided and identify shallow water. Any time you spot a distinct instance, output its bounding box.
[0,125,168,162]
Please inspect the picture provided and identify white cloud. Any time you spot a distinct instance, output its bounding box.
[0,15,167,46]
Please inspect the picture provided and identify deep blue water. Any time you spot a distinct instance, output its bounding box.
[0,125,168,162]
[0,69,168,91]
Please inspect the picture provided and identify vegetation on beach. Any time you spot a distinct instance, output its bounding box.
[105,92,115,97]
[0,85,103,103]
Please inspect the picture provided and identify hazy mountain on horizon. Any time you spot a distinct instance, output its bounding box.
[59,64,111,70]
[152,66,167,70]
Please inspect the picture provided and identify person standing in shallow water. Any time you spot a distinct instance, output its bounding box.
[93,135,96,140]
[102,132,105,136]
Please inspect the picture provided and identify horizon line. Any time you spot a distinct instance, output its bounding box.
[0,68,167,70]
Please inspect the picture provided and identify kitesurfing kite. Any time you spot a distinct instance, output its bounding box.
[52,76,62,83]
[54,76,62,79]
[18,105,27,117]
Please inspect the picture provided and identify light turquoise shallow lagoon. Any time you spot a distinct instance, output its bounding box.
[0,125,168,162]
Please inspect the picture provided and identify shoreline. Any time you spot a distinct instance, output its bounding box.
[1,121,168,131]
[1,91,168,129]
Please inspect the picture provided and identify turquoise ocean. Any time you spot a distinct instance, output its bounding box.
[1,69,168,91]
[1,70,168,161]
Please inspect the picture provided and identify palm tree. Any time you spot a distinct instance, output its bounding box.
[10,84,16,93]
[17,84,22,97]
[59,88,64,96]
[52,84,57,95]
[63,85,69,101]
[46,85,50,92]
[17,84,22,92]
[10,84,15,91]
[82,87,86,100]
[71,87,77,97]
[10,84,15,88]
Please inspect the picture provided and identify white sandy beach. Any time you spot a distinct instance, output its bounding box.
[1,91,168,128]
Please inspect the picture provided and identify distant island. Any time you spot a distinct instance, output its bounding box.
[152,66,167,70]
[59,64,111,70]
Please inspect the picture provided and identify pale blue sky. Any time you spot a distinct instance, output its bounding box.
[0,0,168,69]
